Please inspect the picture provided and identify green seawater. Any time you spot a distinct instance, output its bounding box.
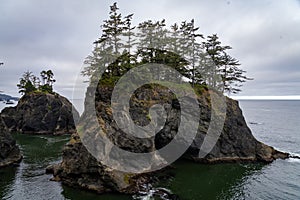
[0,134,130,200]
[0,134,265,200]
[156,161,263,200]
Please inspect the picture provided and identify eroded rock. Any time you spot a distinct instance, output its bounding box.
[0,116,22,167]
[50,85,288,195]
[1,92,79,135]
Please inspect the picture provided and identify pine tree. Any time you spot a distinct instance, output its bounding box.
[17,71,37,94]
[94,2,127,76]
[81,3,252,94]
[179,20,204,86]
[220,53,252,94]
[122,13,136,73]
[97,3,124,53]
[82,2,134,80]
[203,34,252,93]
[17,70,56,94]
[123,14,135,54]
[202,34,231,88]
[169,23,180,53]
[31,75,40,89]
[137,20,167,56]
[137,19,168,80]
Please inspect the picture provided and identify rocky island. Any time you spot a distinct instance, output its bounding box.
[1,70,79,135]
[47,3,289,196]
[1,92,79,135]
[48,85,289,195]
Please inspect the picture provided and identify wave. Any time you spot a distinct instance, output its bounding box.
[260,109,271,112]
[290,152,300,157]
[287,152,300,163]
[249,122,264,125]
[132,184,176,200]
[287,158,300,163]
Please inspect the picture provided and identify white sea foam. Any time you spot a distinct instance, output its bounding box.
[287,158,300,163]
[286,152,300,163]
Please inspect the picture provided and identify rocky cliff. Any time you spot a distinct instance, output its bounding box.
[50,85,288,195]
[0,116,22,167]
[1,92,79,135]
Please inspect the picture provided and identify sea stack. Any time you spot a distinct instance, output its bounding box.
[1,92,79,135]
[49,85,289,194]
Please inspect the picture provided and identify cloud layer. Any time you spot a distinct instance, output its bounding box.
[0,0,299,98]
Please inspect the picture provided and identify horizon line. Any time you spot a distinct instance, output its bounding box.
[230,95,300,100]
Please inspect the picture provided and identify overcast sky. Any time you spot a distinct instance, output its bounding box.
[1,0,300,100]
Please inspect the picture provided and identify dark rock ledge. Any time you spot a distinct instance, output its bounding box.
[0,116,22,167]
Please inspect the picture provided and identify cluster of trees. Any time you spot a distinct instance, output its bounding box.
[82,3,252,94]
[17,70,56,94]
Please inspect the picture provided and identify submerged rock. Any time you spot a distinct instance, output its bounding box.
[0,116,22,167]
[1,92,79,135]
[51,85,288,195]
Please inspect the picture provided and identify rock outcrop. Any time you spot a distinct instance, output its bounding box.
[47,132,152,194]
[187,96,289,163]
[0,116,22,167]
[1,92,79,135]
[50,85,288,195]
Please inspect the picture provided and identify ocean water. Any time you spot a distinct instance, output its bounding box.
[0,100,299,199]
[0,100,17,112]
[235,100,300,199]
[158,100,300,200]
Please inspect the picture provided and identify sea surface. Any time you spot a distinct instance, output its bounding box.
[0,100,299,200]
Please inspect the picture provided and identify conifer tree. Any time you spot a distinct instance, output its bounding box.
[81,3,252,94]
[179,20,204,86]
[202,34,231,88]
[220,53,252,94]
[203,34,252,93]
[17,70,56,94]
[123,14,135,54]
[94,2,128,76]
[17,71,36,94]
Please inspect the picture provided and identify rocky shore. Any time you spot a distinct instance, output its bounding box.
[49,85,289,195]
[0,116,22,167]
[1,92,79,135]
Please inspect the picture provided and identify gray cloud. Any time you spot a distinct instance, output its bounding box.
[0,0,299,98]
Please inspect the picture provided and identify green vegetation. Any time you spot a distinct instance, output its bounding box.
[82,2,252,94]
[17,70,56,95]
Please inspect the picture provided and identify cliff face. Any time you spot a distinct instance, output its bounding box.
[50,85,288,194]
[48,133,151,194]
[1,92,79,135]
[187,97,288,163]
[0,116,22,167]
